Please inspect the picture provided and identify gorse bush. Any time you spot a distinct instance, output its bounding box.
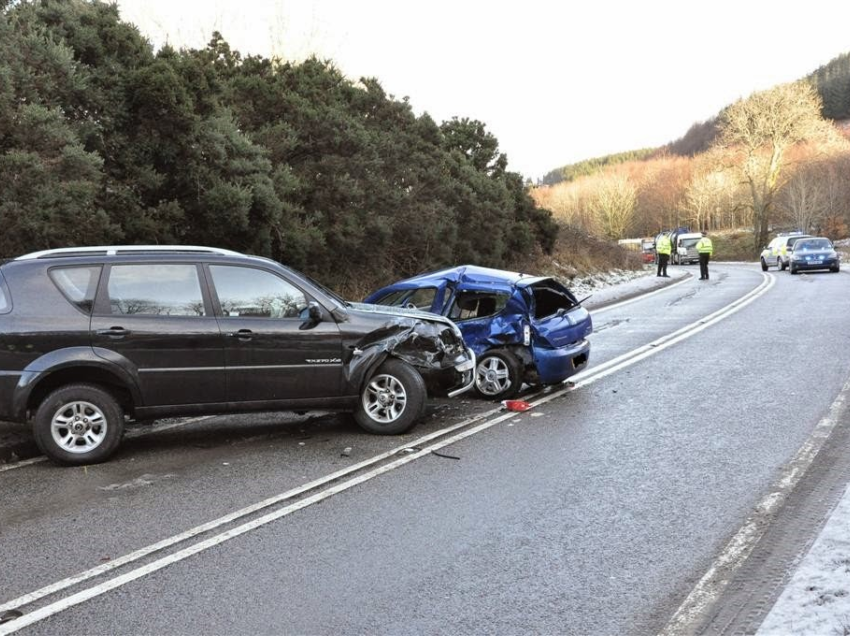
[0,0,558,292]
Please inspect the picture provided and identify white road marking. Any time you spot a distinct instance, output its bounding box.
[0,273,775,634]
[658,370,850,636]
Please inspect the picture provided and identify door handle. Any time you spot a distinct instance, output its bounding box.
[96,327,129,337]
[227,329,254,340]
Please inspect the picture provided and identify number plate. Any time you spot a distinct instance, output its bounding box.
[809,260,822,265]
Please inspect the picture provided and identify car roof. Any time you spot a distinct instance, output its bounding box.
[390,265,549,291]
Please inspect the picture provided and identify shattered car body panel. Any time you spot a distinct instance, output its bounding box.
[341,303,475,396]
[363,265,592,388]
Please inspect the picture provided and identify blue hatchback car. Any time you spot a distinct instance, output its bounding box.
[364,265,592,399]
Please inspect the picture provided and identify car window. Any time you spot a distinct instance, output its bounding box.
[404,287,437,310]
[372,290,410,306]
[532,285,577,319]
[108,264,206,316]
[0,274,9,314]
[49,266,101,314]
[796,239,832,250]
[449,293,507,321]
[786,236,808,248]
[210,265,308,319]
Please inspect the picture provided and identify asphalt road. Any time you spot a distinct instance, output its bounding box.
[2,263,850,635]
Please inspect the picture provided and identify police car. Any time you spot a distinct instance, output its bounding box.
[759,232,811,271]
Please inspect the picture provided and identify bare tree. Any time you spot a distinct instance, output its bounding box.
[778,161,827,233]
[718,81,840,253]
[588,175,637,240]
[685,154,748,232]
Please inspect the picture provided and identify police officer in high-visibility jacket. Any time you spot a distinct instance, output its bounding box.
[696,232,714,280]
[656,233,672,277]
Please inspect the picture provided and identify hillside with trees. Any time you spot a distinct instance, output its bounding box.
[535,52,850,256]
[0,0,559,292]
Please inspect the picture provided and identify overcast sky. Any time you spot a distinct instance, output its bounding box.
[116,0,850,180]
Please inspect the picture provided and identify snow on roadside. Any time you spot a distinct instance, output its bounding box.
[757,485,850,635]
[562,267,653,299]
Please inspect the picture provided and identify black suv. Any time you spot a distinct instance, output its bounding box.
[0,246,475,465]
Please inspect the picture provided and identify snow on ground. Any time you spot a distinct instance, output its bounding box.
[757,485,850,636]
[565,267,653,299]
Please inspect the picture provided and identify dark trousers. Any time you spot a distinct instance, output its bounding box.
[657,253,669,276]
[699,253,710,279]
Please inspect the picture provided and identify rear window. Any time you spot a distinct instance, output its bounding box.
[49,266,102,314]
[786,236,808,248]
[532,285,577,320]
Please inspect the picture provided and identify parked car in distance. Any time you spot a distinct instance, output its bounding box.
[0,246,476,465]
[760,232,811,271]
[640,238,657,264]
[364,265,592,400]
[672,232,703,265]
[788,237,841,274]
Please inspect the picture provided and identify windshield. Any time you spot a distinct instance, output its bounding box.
[680,238,699,248]
[795,239,832,251]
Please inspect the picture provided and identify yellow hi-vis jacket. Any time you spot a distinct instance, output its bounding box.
[656,235,672,255]
[696,236,713,255]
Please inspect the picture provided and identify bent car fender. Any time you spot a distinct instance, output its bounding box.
[343,317,468,390]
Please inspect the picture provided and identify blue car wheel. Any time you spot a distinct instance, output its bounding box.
[474,351,523,400]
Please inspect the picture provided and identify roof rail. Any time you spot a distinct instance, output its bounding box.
[15,245,244,261]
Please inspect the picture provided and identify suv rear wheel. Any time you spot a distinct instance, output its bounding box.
[33,384,124,465]
[354,359,426,435]
[760,258,768,272]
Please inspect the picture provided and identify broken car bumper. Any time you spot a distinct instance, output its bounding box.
[532,339,590,385]
[446,351,476,398]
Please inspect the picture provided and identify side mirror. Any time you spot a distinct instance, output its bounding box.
[299,301,323,329]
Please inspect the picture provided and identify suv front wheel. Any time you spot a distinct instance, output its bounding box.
[33,384,125,465]
[354,359,426,435]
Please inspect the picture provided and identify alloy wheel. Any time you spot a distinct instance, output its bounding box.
[50,401,108,454]
[362,374,407,423]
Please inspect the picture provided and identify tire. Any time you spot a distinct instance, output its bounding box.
[354,359,426,435]
[33,384,124,465]
[760,258,768,272]
[831,265,840,273]
[790,265,799,275]
[474,350,523,400]
[778,257,786,271]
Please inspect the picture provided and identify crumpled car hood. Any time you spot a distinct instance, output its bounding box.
[347,301,460,332]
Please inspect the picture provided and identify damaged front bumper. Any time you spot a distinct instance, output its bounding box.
[343,303,478,399]
[446,351,476,398]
